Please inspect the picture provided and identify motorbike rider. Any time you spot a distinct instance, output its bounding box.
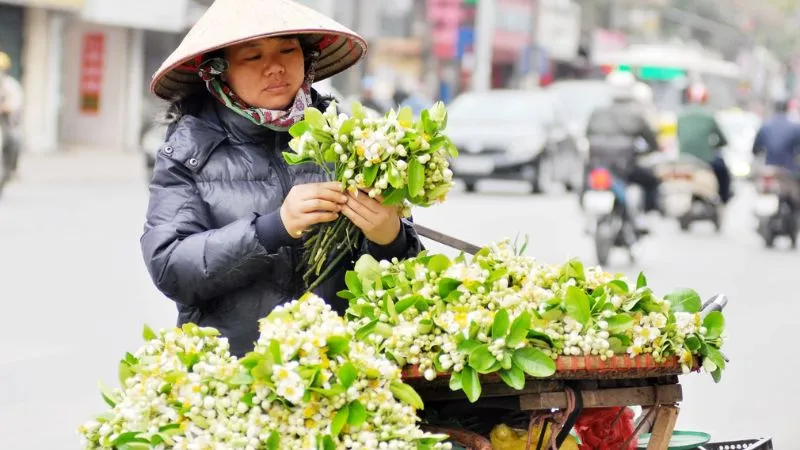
[0,51,23,176]
[585,70,661,232]
[676,82,732,204]
[752,99,800,209]
[753,100,800,174]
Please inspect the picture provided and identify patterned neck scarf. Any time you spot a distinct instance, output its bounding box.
[197,49,319,131]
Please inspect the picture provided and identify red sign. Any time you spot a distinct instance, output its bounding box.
[80,32,105,114]
[427,0,462,59]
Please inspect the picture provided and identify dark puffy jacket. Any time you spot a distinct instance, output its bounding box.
[141,91,422,356]
[753,115,800,173]
[586,100,659,173]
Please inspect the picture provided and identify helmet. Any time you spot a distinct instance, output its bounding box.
[633,82,654,104]
[0,52,10,72]
[606,70,636,101]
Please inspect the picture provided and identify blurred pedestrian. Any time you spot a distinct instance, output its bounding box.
[0,51,23,177]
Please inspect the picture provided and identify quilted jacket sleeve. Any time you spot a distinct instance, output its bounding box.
[141,154,274,307]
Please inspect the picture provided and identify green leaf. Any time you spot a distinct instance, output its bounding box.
[417,319,434,334]
[449,371,463,391]
[447,142,459,158]
[541,307,564,321]
[112,432,144,446]
[269,340,282,365]
[266,431,281,450]
[345,271,362,295]
[142,325,157,341]
[636,272,648,289]
[457,339,481,353]
[176,352,200,371]
[351,101,366,119]
[416,299,430,312]
[99,382,119,407]
[118,443,151,450]
[492,309,510,339]
[705,346,726,371]
[310,384,346,398]
[339,118,355,136]
[507,312,532,347]
[512,348,556,377]
[382,186,407,206]
[711,367,723,383]
[251,358,273,381]
[408,159,425,198]
[241,392,256,407]
[439,278,462,299]
[119,361,135,387]
[326,336,350,357]
[395,295,421,314]
[355,319,378,341]
[387,166,405,189]
[702,311,725,340]
[562,260,585,282]
[289,120,310,138]
[665,288,702,313]
[427,254,451,273]
[606,314,634,334]
[685,335,702,353]
[498,364,526,390]
[390,381,425,410]
[461,367,481,403]
[331,404,349,436]
[323,147,338,164]
[397,105,414,125]
[304,107,324,128]
[609,335,632,354]
[354,255,382,286]
[283,151,307,165]
[337,289,357,301]
[348,400,367,428]
[565,286,591,326]
[608,280,630,294]
[319,435,336,450]
[468,344,496,373]
[363,164,379,187]
[526,330,554,348]
[229,370,254,386]
[338,362,358,388]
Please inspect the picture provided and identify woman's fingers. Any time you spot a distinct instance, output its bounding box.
[305,211,340,226]
[349,192,382,215]
[299,198,343,213]
[341,204,371,229]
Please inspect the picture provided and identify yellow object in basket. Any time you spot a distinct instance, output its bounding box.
[490,424,579,450]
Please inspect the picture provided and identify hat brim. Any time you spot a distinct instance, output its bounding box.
[151,30,366,101]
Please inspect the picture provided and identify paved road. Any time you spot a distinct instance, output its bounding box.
[0,152,793,448]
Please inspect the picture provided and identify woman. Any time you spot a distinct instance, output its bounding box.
[142,0,422,357]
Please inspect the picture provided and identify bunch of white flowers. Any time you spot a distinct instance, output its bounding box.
[284,101,458,290]
[340,240,727,402]
[79,295,451,450]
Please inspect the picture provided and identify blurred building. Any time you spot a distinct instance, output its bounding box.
[0,0,204,153]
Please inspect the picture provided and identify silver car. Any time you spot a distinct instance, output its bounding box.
[445,89,585,193]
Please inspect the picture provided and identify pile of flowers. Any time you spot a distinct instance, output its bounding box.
[283,102,458,289]
[340,241,727,403]
[78,295,450,450]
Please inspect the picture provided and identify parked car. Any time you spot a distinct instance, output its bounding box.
[445,89,585,193]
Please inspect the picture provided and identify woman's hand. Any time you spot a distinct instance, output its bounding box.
[342,192,402,245]
[280,182,348,238]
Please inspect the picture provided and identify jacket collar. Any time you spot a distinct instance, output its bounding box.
[200,89,327,145]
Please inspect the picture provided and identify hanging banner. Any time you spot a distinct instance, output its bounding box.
[79,32,105,115]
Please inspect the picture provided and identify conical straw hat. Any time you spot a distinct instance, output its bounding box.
[151,0,367,100]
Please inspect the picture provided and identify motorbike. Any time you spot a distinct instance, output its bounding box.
[753,165,800,249]
[654,155,723,232]
[581,164,645,266]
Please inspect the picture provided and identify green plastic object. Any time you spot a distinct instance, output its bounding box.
[637,431,712,450]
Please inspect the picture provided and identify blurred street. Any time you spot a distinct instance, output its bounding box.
[0,150,795,448]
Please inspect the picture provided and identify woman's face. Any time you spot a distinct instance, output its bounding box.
[223,37,305,110]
